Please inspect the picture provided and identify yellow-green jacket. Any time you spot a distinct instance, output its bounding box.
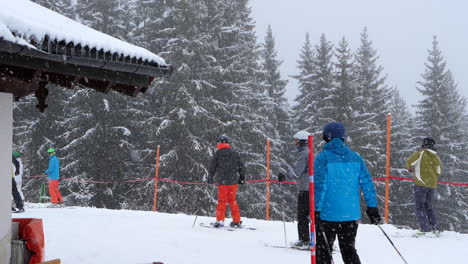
[406,149,442,188]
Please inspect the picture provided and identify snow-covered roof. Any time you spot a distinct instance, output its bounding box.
[0,0,166,66]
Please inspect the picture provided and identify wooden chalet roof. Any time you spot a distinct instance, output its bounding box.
[0,0,172,111]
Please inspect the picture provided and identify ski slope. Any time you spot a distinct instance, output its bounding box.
[15,203,467,264]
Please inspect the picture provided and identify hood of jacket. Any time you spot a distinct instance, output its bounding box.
[323,137,350,155]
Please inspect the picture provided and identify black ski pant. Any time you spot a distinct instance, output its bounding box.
[297,191,309,242]
[316,219,360,264]
[12,178,24,210]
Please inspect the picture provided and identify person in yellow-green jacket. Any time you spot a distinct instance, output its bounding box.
[406,137,442,234]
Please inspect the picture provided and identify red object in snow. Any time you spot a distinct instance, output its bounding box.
[12,218,45,264]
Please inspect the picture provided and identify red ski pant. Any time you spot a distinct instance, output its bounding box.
[48,180,63,204]
[216,185,241,222]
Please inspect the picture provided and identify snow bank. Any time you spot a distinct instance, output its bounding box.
[16,203,468,264]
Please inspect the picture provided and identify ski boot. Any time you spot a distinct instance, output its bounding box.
[13,208,25,213]
[230,221,243,228]
[213,221,224,228]
[290,240,310,250]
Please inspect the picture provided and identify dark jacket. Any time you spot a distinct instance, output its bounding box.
[12,156,20,175]
[208,144,245,185]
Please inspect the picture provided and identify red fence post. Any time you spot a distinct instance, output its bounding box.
[308,136,316,264]
[266,138,271,220]
[153,145,161,212]
[385,114,391,224]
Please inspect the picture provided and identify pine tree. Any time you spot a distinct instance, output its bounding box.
[312,33,335,130]
[208,0,274,220]
[350,27,391,179]
[292,33,316,132]
[258,25,294,219]
[293,33,334,136]
[259,25,290,141]
[333,37,355,127]
[415,36,468,231]
[386,89,417,227]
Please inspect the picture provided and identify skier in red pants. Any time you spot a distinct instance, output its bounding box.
[208,136,245,228]
[44,148,64,204]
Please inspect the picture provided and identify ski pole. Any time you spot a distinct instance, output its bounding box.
[320,229,335,264]
[280,182,287,247]
[378,225,409,264]
[192,215,198,228]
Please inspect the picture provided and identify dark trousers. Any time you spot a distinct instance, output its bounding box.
[414,185,438,231]
[12,178,24,210]
[297,191,310,242]
[317,220,360,264]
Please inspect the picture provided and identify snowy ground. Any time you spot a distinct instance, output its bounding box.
[14,203,468,264]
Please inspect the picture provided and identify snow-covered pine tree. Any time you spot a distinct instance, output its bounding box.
[18,0,78,201]
[386,89,417,228]
[292,33,316,132]
[312,33,335,132]
[350,27,390,180]
[258,25,295,220]
[415,36,468,232]
[13,84,74,203]
[350,28,392,223]
[293,33,334,137]
[333,37,355,128]
[144,0,229,215]
[206,0,274,220]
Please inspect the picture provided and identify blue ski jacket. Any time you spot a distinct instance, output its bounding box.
[45,154,60,180]
[314,138,377,222]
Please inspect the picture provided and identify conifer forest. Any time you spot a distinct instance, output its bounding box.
[14,0,468,233]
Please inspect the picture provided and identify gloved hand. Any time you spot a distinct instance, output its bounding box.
[207,178,214,184]
[238,176,245,185]
[278,172,285,182]
[314,211,321,221]
[408,167,415,173]
[366,207,381,225]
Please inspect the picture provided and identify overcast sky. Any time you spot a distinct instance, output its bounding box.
[250,0,467,113]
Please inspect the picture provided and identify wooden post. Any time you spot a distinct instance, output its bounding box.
[384,114,392,224]
[153,145,161,212]
[265,138,271,220]
[308,136,316,264]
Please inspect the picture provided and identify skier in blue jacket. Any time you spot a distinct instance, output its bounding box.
[44,148,63,204]
[315,122,381,264]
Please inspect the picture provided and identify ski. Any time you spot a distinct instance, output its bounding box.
[391,231,441,238]
[199,222,256,231]
[264,243,309,251]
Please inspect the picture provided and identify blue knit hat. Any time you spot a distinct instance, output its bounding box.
[323,122,346,142]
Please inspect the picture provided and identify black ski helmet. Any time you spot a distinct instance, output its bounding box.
[218,135,230,144]
[422,137,435,149]
[322,122,346,142]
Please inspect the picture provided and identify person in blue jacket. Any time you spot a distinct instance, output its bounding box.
[315,122,381,264]
[44,148,63,204]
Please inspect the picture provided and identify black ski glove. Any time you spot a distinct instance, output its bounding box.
[278,172,285,182]
[238,176,245,185]
[314,211,321,221]
[366,207,381,225]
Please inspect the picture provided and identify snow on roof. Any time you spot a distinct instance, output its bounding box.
[0,0,167,66]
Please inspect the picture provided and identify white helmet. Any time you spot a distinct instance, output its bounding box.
[293,130,310,141]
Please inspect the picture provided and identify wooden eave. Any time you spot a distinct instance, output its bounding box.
[0,39,172,110]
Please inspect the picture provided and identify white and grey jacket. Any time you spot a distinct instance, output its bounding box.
[286,147,309,191]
